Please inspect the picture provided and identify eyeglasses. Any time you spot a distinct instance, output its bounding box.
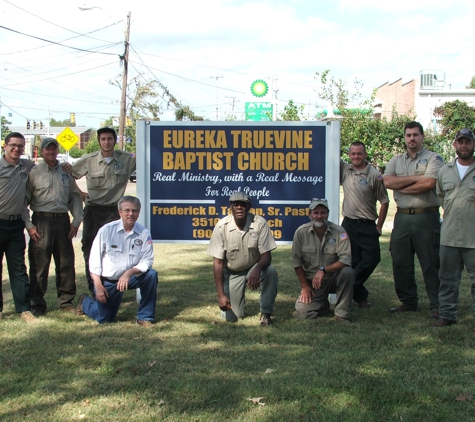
[120,208,140,214]
[6,143,25,150]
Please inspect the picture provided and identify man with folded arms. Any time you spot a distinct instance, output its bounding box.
[384,121,443,318]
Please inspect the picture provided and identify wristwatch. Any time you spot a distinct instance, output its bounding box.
[319,266,326,273]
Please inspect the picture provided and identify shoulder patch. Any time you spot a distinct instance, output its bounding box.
[147,235,153,244]
[340,232,348,241]
[435,155,444,162]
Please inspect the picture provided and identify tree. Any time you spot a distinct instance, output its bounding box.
[109,74,163,144]
[315,70,414,172]
[1,116,11,140]
[466,76,475,89]
[277,100,306,121]
[50,117,76,127]
[431,100,475,162]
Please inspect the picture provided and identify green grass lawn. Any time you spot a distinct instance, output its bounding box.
[1,215,475,420]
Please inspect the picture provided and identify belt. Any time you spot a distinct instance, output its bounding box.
[0,213,22,221]
[100,276,118,283]
[87,204,118,210]
[35,212,67,218]
[396,206,439,215]
[346,218,375,224]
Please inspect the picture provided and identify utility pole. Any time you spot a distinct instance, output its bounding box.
[225,96,236,120]
[210,75,223,121]
[119,11,131,150]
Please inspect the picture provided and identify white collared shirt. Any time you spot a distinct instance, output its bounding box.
[89,219,154,279]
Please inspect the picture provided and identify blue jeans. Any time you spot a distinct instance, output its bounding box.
[82,269,158,323]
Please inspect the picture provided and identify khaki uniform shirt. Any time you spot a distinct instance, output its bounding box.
[437,159,475,248]
[384,147,443,208]
[340,161,389,220]
[26,161,83,230]
[0,157,35,218]
[207,213,277,272]
[72,150,136,206]
[291,221,351,281]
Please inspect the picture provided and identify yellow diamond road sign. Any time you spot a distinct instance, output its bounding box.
[57,127,79,151]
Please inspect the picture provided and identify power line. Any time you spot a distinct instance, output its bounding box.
[0,61,118,88]
[3,0,122,45]
[0,24,118,56]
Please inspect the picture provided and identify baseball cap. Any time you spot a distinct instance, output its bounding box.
[454,128,475,142]
[97,127,117,140]
[229,192,251,204]
[40,137,59,149]
[309,198,329,210]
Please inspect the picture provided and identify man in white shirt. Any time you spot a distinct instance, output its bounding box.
[75,196,158,326]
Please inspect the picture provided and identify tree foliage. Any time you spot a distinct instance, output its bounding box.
[315,70,413,172]
[277,100,306,121]
[175,106,204,121]
[433,100,475,139]
[50,117,76,127]
[466,76,475,89]
[1,116,11,140]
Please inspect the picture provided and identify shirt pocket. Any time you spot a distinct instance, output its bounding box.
[323,244,338,266]
[114,163,128,184]
[301,246,316,267]
[89,171,105,189]
[106,245,123,263]
[467,182,475,201]
[226,243,239,261]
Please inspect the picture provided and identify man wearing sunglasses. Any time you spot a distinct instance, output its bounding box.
[434,129,475,329]
[292,199,355,323]
[207,192,278,325]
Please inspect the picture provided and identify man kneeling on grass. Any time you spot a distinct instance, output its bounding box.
[75,196,158,327]
[207,192,278,325]
[292,199,355,323]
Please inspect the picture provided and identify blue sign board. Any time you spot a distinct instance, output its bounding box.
[136,121,340,243]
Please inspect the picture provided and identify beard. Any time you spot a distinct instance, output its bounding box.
[456,148,474,161]
[313,219,327,229]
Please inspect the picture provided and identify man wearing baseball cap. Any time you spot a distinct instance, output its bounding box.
[26,137,83,316]
[292,198,355,323]
[207,192,279,325]
[434,129,475,329]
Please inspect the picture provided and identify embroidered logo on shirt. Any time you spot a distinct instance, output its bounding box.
[250,231,258,239]
[340,233,348,241]
[134,239,143,246]
[327,238,337,245]
[359,178,368,186]
[114,161,124,169]
[418,159,428,165]
[62,173,69,181]
[20,172,27,179]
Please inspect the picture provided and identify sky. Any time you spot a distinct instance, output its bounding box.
[0,0,474,130]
